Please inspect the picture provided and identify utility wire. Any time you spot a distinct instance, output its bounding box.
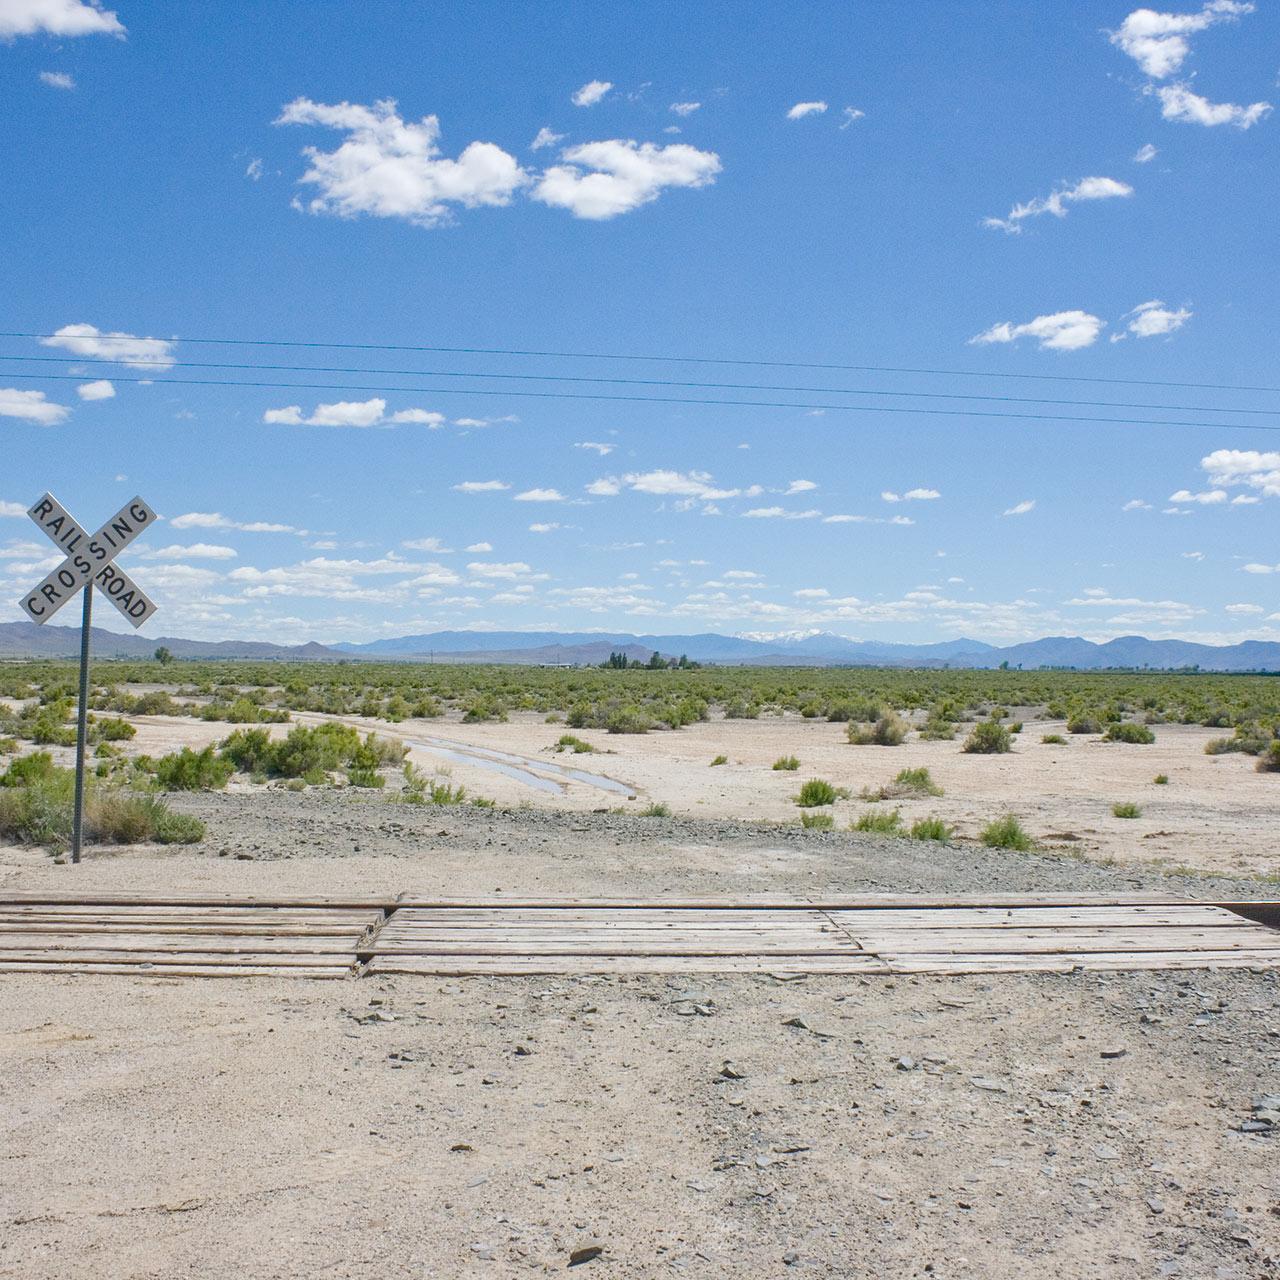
[8,371,1279,432]
[2,330,1277,396]
[2,353,1277,418]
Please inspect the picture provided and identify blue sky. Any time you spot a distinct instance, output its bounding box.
[2,0,1277,646]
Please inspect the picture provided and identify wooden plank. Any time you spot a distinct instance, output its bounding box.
[0,936,362,955]
[366,954,893,975]
[881,950,1280,974]
[0,949,357,967]
[0,963,351,979]
[854,927,1280,954]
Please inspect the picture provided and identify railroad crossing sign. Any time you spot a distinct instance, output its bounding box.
[20,492,158,628]
[17,491,159,864]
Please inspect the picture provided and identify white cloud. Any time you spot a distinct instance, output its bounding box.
[1152,81,1271,127]
[572,80,612,107]
[389,408,445,426]
[263,398,444,428]
[1182,550,1206,560]
[1201,449,1280,497]
[1,501,27,517]
[530,127,565,151]
[742,507,821,520]
[245,157,264,180]
[39,70,75,89]
[786,101,828,119]
[40,322,176,369]
[467,560,543,580]
[453,480,510,493]
[0,387,70,425]
[882,488,940,502]
[785,479,818,494]
[839,107,865,128]
[465,541,493,552]
[575,441,615,456]
[275,97,527,228]
[169,512,298,533]
[0,0,124,38]
[453,414,518,428]
[513,488,565,502]
[1133,143,1159,163]
[532,139,721,219]
[984,176,1133,234]
[1003,499,1036,516]
[1231,494,1260,505]
[1241,562,1278,574]
[621,470,739,501]
[670,102,701,116]
[822,514,875,524]
[970,311,1104,352]
[1169,488,1227,504]
[1126,299,1193,337]
[586,477,622,496]
[1122,498,1154,511]
[1225,602,1263,614]
[76,379,115,400]
[138,543,238,561]
[402,537,453,552]
[794,588,829,599]
[528,522,561,533]
[1109,2,1254,79]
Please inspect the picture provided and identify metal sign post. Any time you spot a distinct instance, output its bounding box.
[18,493,159,863]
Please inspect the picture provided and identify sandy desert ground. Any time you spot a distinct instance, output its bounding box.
[89,709,1280,881]
[1,796,1278,1279]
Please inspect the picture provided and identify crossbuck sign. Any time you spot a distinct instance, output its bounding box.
[21,493,158,627]
[17,492,159,863]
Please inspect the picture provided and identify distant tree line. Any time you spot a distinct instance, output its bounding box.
[600,651,699,670]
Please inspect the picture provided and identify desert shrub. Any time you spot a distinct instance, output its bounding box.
[30,705,76,747]
[1104,722,1155,744]
[796,778,838,807]
[154,746,234,791]
[1154,773,1170,784]
[0,765,203,849]
[1,750,58,787]
[639,801,671,817]
[0,736,17,755]
[847,712,908,746]
[605,705,653,734]
[860,766,942,801]
[853,808,903,835]
[269,723,362,777]
[827,697,883,723]
[800,811,834,829]
[1008,722,1023,734]
[346,736,391,787]
[909,816,953,842]
[92,716,136,742]
[461,696,507,723]
[1112,801,1142,819]
[980,814,1033,851]
[1041,733,1067,745]
[555,734,596,754]
[772,755,800,771]
[1205,726,1270,756]
[402,764,466,805]
[722,698,760,719]
[962,720,1012,754]
[220,727,275,773]
[1256,741,1280,773]
[1067,715,1101,735]
[710,754,728,766]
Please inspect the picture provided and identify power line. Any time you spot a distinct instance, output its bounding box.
[2,329,1277,396]
[8,370,1280,432]
[3,353,1277,419]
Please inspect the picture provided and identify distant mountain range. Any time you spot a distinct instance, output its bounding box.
[2,621,1277,671]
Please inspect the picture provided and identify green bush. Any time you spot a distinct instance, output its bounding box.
[1104,722,1155,744]
[710,754,728,766]
[554,733,596,754]
[92,716,136,741]
[1112,801,1142,819]
[796,778,838,807]
[1041,733,1067,745]
[639,801,671,817]
[606,705,653,734]
[1067,715,1101,735]
[1,750,58,787]
[909,816,953,842]
[963,720,1012,754]
[800,811,834,829]
[853,808,903,835]
[894,766,941,795]
[220,727,275,773]
[980,814,1033,851]
[0,736,18,755]
[154,746,234,792]
[847,712,908,746]
[1256,741,1280,773]
[772,755,800,771]
[1154,773,1169,785]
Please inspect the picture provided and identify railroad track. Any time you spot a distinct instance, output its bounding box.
[1,893,1277,978]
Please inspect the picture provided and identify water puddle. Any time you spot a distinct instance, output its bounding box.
[407,735,636,798]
